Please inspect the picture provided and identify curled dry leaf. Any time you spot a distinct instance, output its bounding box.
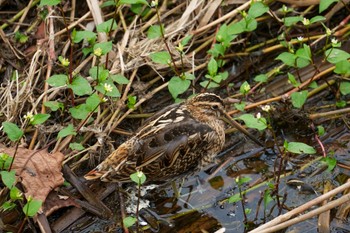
[0,145,64,203]
[43,191,78,216]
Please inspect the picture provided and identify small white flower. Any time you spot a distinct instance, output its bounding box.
[93,47,103,57]
[256,112,261,119]
[331,38,338,45]
[261,105,271,112]
[59,56,70,67]
[150,0,158,7]
[302,18,310,26]
[281,5,288,13]
[243,84,250,92]
[24,112,34,122]
[137,170,144,178]
[176,43,184,52]
[297,36,303,42]
[103,83,113,93]
[102,97,108,103]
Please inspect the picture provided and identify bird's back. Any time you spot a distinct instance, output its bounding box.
[85,102,225,183]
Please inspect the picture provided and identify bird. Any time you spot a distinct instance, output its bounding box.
[84,93,263,183]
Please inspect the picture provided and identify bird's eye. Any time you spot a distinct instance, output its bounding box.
[211,105,219,110]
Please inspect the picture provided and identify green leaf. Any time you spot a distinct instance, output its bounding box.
[127,95,137,109]
[130,3,150,15]
[263,190,273,209]
[123,216,137,228]
[207,58,218,76]
[0,153,13,170]
[23,199,42,217]
[254,74,268,83]
[183,73,195,80]
[334,60,350,75]
[57,124,76,138]
[296,44,311,61]
[296,57,310,68]
[212,74,223,83]
[285,141,316,154]
[95,81,121,97]
[147,25,163,39]
[46,74,68,87]
[287,73,300,87]
[30,114,50,125]
[150,51,171,65]
[82,47,93,56]
[111,74,129,84]
[336,100,346,108]
[1,201,16,211]
[317,125,325,136]
[0,171,16,188]
[228,193,242,203]
[310,15,326,24]
[96,19,117,33]
[119,0,149,5]
[276,52,295,67]
[44,101,64,111]
[325,48,350,64]
[321,156,337,171]
[238,114,267,130]
[15,32,28,43]
[200,80,220,89]
[72,30,96,43]
[227,21,245,34]
[89,66,109,82]
[10,186,23,201]
[2,122,23,141]
[69,104,89,120]
[243,16,257,32]
[67,76,92,96]
[130,171,147,185]
[93,41,113,55]
[319,0,338,13]
[101,0,116,8]
[208,44,226,57]
[239,81,251,95]
[291,90,308,108]
[283,16,302,27]
[86,93,101,111]
[181,35,193,46]
[39,0,61,6]
[216,24,236,48]
[234,102,246,112]
[219,71,228,80]
[308,81,318,89]
[69,143,85,151]
[248,1,269,18]
[237,176,252,185]
[340,82,350,95]
[168,76,191,99]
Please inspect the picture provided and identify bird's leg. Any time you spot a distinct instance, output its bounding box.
[171,180,181,198]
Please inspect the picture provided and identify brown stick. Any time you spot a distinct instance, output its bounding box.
[249,180,350,233]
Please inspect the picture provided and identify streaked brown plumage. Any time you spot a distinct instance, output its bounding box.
[84,93,260,183]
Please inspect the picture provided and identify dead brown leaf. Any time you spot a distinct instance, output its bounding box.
[43,191,78,216]
[0,145,64,203]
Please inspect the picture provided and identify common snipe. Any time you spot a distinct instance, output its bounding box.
[85,93,262,182]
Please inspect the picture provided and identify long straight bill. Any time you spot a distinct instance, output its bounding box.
[220,109,265,147]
